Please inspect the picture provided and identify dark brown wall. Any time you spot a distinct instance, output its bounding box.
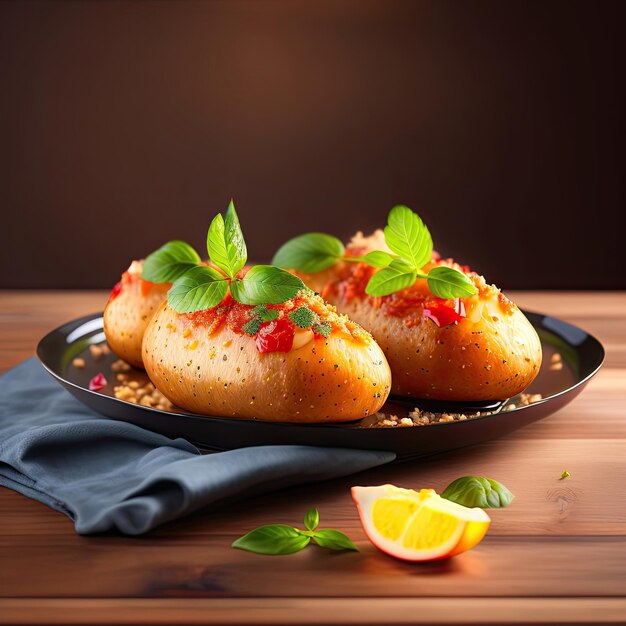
[1,0,623,289]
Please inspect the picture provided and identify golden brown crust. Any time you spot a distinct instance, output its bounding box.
[296,232,542,401]
[328,295,541,400]
[142,302,392,422]
[103,262,168,369]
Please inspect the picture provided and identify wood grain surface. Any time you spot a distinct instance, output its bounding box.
[0,291,625,625]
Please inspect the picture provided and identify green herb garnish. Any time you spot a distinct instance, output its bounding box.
[206,199,247,278]
[272,205,477,300]
[232,508,357,556]
[559,470,571,480]
[288,306,318,328]
[312,321,332,338]
[441,476,514,509]
[272,233,346,274]
[229,265,304,305]
[166,265,229,313]
[251,304,280,322]
[242,317,263,336]
[242,305,280,335]
[142,240,202,283]
[141,200,305,313]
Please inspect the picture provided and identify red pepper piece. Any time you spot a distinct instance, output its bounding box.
[89,372,108,391]
[255,318,295,353]
[423,298,467,328]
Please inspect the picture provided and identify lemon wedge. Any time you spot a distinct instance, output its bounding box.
[352,484,491,561]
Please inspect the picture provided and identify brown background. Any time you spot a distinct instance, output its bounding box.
[0,0,623,290]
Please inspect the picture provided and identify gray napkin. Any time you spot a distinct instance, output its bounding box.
[0,358,394,535]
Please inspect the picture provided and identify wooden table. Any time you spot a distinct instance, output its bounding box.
[1,291,625,625]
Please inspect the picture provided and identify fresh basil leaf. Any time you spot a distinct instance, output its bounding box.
[230,265,304,305]
[141,240,201,283]
[224,199,247,275]
[207,202,248,278]
[206,214,230,275]
[362,250,395,268]
[365,258,417,297]
[383,205,433,270]
[272,233,345,273]
[232,524,310,555]
[427,266,477,299]
[311,529,358,552]
[441,476,514,509]
[304,508,319,532]
[167,266,228,313]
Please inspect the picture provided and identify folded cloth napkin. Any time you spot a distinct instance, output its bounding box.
[0,358,395,535]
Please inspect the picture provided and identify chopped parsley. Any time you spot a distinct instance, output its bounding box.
[312,321,332,338]
[289,306,318,328]
[242,318,263,335]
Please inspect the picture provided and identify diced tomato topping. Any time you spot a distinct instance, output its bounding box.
[89,372,108,391]
[423,298,466,328]
[109,281,123,301]
[255,318,295,353]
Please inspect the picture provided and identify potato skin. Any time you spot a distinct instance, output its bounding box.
[326,294,541,400]
[103,264,169,369]
[142,302,392,422]
[299,265,542,401]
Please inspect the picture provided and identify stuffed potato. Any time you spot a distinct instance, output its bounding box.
[103,260,169,368]
[142,290,392,422]
[295,231,542,401]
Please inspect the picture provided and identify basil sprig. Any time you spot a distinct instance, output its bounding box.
[441,476,514,509]
[142,240,202,283]
[272,205,477,300]
[141,200,305,313]
[232,508,358,556]
[273,232,346,274]
[229,265,303,305]
[206,199,247,278]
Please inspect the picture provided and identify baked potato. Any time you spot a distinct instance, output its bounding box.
[142,290,392,422]
[103,260,169,368]
[294,231,542,401]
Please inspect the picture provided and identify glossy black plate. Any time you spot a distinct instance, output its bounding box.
[37,311,604,460]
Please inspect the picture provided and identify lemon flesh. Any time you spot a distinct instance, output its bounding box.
[355,485,491,561]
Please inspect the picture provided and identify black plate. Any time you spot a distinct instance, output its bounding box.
[36,311,604,460]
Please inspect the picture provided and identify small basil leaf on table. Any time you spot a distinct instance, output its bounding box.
[304,507,319,531]
[167,266,228,313]
[311,529,358,552]
[142,240,202,283]
[230,265,305,305]
[441,476,514,509]
[383,204,433,270]
[207,200,247,278]
[365,258,417,297]
[426,266,478,299]
[272,233,345,273]
[232,525,311,555]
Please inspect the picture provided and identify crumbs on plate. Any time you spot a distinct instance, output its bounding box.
[111,359,174,411]
[369,392,543,428]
